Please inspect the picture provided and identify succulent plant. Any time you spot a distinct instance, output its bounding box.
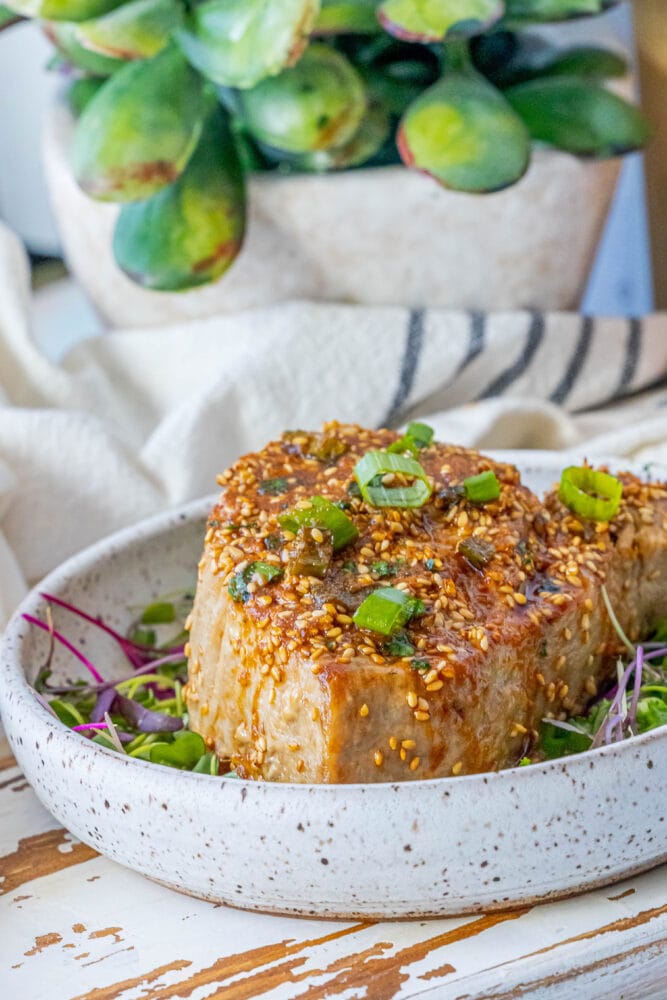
[2,0,649,291]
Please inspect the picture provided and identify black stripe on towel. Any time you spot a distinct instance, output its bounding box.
[614,317,642,397]
[549,315,594,406]
[455,311,486,377]
[477,312,545,400]
[380,309,425,427]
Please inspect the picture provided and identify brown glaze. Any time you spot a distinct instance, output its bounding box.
[187,422,667,783]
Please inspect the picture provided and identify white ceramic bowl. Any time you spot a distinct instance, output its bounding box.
[1,453,666,918]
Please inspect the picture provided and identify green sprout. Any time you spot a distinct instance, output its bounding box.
[1,0,647,290]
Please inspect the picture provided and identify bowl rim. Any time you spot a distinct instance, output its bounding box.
[2,451,666,798]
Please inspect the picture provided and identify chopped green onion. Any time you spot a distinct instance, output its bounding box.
[279,496,358,551]
[463,471,500,503]
[558,466,622,522]
[353,586,422,636]
[354,452,432,508]
[388,421,434,454]
[228,561,283,603]
[141,601,176,625]
[258,477,288,495]
[411,658,430,671]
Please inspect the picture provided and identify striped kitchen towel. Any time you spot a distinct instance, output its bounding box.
[1,221,667,622]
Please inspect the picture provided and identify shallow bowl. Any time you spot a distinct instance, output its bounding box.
[1,452,666,918]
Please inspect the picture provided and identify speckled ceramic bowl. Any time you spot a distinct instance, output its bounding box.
[1,453,666,918]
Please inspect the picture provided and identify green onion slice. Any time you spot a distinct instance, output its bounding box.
[228,560,283,603]
[354,451,432,508]
[278,495,358,550]
[388,421,434,454]
[463,470,500,503]
[353,586,423,636]
[559,466,622,522]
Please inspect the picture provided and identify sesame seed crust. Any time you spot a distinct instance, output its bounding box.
[186,422,667,782]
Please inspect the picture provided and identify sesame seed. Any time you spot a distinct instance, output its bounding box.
[407,692,418,708]
[410,757,420,771]
[389,736,398,750]
[452,761,463,775]
[359,703,369,718]
[374,750,383,767]
[414,711,430,722]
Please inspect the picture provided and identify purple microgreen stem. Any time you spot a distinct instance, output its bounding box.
[22,613,105,684]
[40,592,184,667]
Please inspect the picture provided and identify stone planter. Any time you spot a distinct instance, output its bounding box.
[44,101,622,329]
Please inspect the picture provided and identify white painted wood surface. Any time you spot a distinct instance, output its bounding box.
[1,735,666,1000]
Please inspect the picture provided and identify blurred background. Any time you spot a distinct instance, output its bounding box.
[0,2,656,358]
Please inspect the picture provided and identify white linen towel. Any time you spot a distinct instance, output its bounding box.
[1,220,667,626]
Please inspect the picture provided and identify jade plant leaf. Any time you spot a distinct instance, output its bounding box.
[0,4,22,28]
[505,77,650,156]
[525,45,627,80]
[175,0,320,90]
[379,0,504,43]
[112,106,246,290]
[314,0,380,34]
[502,0,607,22]
[75,0,183,60]
[4,0,125,22]
[238,43,367,154]
[71,44,205,201]
[268,103,390,171]
[67,75,106,116]
[45,20,124,74]
[398,70,530,192]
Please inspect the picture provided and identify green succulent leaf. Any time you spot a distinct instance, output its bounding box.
[5,0,125,22]
[112,106,246,290]
[398,68,530,192]
[75,0,183,61]
[0,4,23,28]
[505,78,650,157]
[269,102,390,171]
[314,0,380,34]
[239,43,367,154]
[503,0,607,23]
[525,45,627,81]
[45,20,125,73]
[71,44,205,201]
[67,75,106,116]
[379,0,504,43]
[175,0,319,90]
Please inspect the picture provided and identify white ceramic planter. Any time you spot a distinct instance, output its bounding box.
[43,102,622,329]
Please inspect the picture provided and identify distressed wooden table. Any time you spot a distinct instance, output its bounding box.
[1,735,666,1000]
